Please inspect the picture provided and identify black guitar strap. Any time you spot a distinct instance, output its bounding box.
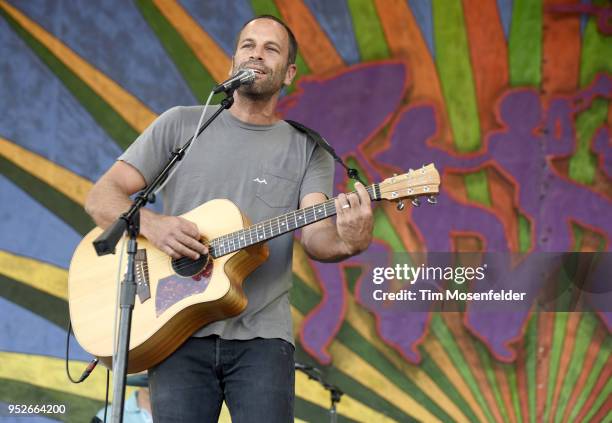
[285,119,366,185]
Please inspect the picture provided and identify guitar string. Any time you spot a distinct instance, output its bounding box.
[73,181,437,277]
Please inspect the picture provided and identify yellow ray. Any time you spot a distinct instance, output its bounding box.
[152,0,231,82]
[0,351,135,402]
[0,250,67,300]
[0,1,157,133]
[0,137,92,206]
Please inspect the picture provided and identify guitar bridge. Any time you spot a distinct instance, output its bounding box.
[135,249,150,303]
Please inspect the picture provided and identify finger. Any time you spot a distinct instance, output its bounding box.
[355,182,371,208]
[169,238,200,260]
[179,218,201,239]
[177,232,208,256]
[162,245,181,259]
[336,194,349,215]
[347,191,360,209]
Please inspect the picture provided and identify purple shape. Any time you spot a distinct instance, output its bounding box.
[279,63,411,364]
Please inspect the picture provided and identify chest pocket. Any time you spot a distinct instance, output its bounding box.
[255,165,299,208]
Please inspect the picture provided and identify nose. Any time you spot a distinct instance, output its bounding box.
[249,45,265,61]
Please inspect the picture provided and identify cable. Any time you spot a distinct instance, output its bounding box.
[64,321,98,384]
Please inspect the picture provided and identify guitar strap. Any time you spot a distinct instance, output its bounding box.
[285,119,366,185]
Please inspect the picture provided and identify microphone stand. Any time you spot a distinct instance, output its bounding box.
[295,363,344,423]
[92,90,236,423]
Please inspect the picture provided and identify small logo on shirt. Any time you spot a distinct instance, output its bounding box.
[253,177,268,184]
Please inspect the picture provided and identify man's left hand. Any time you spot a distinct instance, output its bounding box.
[334,182,374,256]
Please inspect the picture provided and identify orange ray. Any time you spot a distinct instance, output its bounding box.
[461,0,509,137]
[374,0,453,148]
[494,364,518,422]
[542,0,581,98]
[573,355,611,421]
[274,0,344,74]
[152,0,231,82]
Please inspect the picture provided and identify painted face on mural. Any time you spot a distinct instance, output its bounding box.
[232,18,296,99]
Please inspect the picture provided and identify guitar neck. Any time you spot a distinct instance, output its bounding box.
[208,183,381,258]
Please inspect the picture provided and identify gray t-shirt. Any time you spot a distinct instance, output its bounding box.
[119,105,334,345]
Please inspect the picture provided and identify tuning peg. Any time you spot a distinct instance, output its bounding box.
[427,195,437,204]
[411,198,421,207]
[396,200,405,211]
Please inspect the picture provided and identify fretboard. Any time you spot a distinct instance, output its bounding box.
[208,183,380,258]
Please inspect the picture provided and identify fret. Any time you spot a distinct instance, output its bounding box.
[209,184,384,258]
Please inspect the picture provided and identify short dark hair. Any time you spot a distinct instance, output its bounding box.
[235,15,298,65]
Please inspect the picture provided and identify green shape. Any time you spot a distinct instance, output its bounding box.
[581,377,612,423]
[518,214,532,252]
[543,312,569,421]
[0,156,94,236]
[0,8,138,150]
[474,341,510,423]
[346,0,390,61]
[250,0,310,94]
[430,314,496,422]
[135,0,218,103]
[508,0,542,86]
[464,170,492,206]
[0,378,105,423]
[525,314,537,423]
[566,322,611,422]
[343,266,363,294]
[431,0,481,152]
[569,99,608,185]
[553,313,598,423]
[505,363,523,423]
[0,274,69,329]
[579,0,612,88]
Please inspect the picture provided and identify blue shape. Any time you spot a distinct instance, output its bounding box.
[7,0,197,112]
[0,176,80,268]
[406,0,435,57]
[180,0,254,57]
[303,0,360,64]
[0,297,89,361]
[496,0,513,39]
[0,17,122,182]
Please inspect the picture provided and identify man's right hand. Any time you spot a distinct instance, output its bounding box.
[142,214,208,260]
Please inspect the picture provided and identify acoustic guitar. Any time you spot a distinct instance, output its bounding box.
[68,164,439,373]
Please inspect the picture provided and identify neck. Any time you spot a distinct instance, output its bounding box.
[229,90,281,125]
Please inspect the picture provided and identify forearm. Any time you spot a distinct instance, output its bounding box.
[301,223,354,263]
[85,179,157,236]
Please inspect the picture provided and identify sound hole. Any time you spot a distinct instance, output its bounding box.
[171,253,209,277]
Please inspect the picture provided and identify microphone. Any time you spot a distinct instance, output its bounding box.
[213,69,256,94]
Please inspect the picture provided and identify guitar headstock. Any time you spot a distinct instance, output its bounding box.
[378,164,440,208]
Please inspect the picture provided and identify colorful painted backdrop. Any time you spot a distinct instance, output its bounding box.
[1,0,610,422]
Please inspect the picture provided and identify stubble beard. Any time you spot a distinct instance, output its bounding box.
[236,62,287,101]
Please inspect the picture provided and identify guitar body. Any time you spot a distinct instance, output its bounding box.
[68,199,268,373]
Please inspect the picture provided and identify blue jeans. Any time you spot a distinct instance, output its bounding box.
[148,336,295,422]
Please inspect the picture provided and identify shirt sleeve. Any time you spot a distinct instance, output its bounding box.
[299,142,335,202]
[118,107,184,185]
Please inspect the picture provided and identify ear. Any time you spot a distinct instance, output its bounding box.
[283,63,297,87]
